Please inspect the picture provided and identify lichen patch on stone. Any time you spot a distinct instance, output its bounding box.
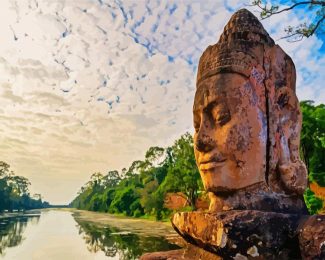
[247,245,259,257]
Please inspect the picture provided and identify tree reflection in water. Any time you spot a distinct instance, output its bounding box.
[75,219,179,260]
[0,215,40,256]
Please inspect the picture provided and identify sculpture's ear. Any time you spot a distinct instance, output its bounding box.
[276,86,308,195]
[265,45,307,195]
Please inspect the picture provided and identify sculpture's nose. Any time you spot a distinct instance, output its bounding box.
[195,121,215,153]
[195,135,213,152]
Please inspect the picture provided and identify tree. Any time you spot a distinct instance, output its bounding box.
[102,170,121,188]
[10,176,31,197]
[126,160,146,177]
[140,179,159,214]
[110,186,141,216]
[300,101,325,183]
[304,188,323,214]
[300,101,325,214]
[32,193,42,201]
[160,133,203,209]
[145,147,165,167]
[89,172,104,188]
[0,161,10,177]
[0,161,47,211]
[251,0,325,41]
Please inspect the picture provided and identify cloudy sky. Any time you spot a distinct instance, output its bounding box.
[0,0,324,204]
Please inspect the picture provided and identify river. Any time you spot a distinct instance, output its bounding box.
[0,209,180,259]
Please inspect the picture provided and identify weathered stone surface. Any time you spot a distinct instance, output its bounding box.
[264,45,308,196]
[298,215,325,259]
[207,182,308,214]
[172,210,302,259]
[193,8,307,213]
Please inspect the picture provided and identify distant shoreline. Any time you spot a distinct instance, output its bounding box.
[0,209,41,219]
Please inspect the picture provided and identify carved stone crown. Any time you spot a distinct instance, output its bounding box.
[196,9,275,85]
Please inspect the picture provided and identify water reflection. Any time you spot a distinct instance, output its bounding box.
[0,210,178,259]
[75,219,180,259]
[0,214,40,256]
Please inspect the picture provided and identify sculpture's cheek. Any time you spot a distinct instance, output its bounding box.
[218,111,266,186]
[224,122,252,156]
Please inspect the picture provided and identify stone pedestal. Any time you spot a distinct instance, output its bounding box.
[141,213,325,259]
[167,210,325,259]
[172,210,302,259]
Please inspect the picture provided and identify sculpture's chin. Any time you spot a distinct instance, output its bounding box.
[202,174,236,194]
[206,185,236,195]
[201,167,239,194]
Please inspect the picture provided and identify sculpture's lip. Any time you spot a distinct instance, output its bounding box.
[199,159,226,171]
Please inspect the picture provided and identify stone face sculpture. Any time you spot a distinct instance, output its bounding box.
[170,9,325,259]
[193,8,307,214]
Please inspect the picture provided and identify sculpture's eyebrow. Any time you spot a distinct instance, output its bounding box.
[193,99,222,114]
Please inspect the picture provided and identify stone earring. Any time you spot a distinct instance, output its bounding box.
[276,88,308,195]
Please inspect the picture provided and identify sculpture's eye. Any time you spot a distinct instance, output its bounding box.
[211,104,231,126]
[217,112,231,126]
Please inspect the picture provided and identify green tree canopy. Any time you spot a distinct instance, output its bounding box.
[0,161,47,211]
[300,101,325,185]
[160,133,202,208]
[300,101,325,214]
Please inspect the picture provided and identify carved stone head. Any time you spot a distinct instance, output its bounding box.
[194,9,307,213]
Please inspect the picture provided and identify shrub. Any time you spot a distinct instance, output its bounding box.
[304,188,323,214]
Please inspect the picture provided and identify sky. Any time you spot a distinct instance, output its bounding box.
[0,0,324,204]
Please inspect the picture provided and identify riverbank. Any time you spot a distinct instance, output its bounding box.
[68,208,177,238]
[0,209,41,219]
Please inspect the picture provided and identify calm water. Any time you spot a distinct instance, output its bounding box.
[0,210,179,259]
